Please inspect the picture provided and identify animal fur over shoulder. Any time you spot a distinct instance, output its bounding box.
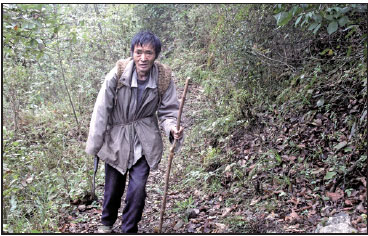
[115,57,172,98]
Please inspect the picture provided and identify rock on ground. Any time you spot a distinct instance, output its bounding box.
[315,212,358,233]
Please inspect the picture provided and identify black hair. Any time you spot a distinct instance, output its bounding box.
[131,31,161,59]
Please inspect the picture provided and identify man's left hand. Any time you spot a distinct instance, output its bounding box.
[170,126,184,140]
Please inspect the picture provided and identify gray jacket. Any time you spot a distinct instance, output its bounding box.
[85,60,180,175]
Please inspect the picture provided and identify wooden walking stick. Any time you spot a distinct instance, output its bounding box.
[159,77,190,233]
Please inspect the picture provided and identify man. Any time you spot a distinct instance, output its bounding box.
[85,31,184,233]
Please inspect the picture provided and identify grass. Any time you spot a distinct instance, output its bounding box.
[224,215,252,233]
[2,102,95,233]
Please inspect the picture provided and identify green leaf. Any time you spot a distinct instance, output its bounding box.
[275,153,282,164]
[338,16,349,27]
[10,195,17,212]
[36,52,44,59]
[320,48,331,55]
[360,110,367,124]
[300,18,309,27]
[274,12,283,24]
[341,7,351,14]
[312,14,322,23]
[316,98,324,107]
[327,21,338,35]
[28,22,36,29]
[29,39,37,47]
[308,22,319,31]
[322,196,330,201]
[274,11,293,26]
[280,11,293,26]
[324,171,336,180]
[313,23,321,34]
[345,25,357,39]
[324,14,334,21]
[300,4,309,9]
[347,45,352,57]
[279,191,287,197]
[295,15,303,26]
[19,4,36,10]
[334,141,347,151]
[291,6,302,16]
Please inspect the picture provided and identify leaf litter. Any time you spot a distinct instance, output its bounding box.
[58,72,366,233]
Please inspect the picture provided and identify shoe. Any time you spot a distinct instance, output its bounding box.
[97,225,113,233]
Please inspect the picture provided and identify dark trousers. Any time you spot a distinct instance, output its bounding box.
[101,157,150,233]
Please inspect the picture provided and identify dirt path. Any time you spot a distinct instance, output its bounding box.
[58,80,295,233]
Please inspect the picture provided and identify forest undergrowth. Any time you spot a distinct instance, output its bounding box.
[56,55,367,233]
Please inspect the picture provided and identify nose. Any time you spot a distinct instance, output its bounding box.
[141,53,147,61]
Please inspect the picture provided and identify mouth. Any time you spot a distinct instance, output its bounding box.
[139,64,149,69]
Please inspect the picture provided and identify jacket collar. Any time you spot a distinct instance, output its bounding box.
[131,67,157,89]
[121,60,158,89]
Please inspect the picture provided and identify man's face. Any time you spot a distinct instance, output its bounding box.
[133,43,156,77]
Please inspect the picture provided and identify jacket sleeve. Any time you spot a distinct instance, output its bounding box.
[85,67,117,156]
[157,75,184,151]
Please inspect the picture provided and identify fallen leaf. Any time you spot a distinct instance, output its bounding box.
[312,119,322,126]
[359,193,366,202]
[357,177,366,187]
[248,164,257,171]
[232,187,240,194]
[352,215,363,225]
[317,98,324,107]
[288,197,300,206]
[326,190,344,202]
[199,205,207,212]
[307,210,316,216]
[285,209,300,223]
[250,197,260,206]
[21,180,27,187]
[214,223,226,232]
[222,207,233,217]
[357,202,366,213]
[203,222,211,233]
[187,223,196,233]
[345,199,353,206]
[187,208,199,219]
[70,199,80,205]
[59,224,68,233]
[334,141,347,151]
[174,220,184,230]
[343,207,354,211]
[194,189,202,197]
[78,204,86,211]
[26,175,34,184]
[311,168,325,175]
[266,211,279,220]
[324,171,337,180]
[224,164,233,172]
